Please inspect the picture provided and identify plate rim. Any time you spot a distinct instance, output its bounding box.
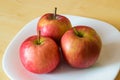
[2,14,120,80]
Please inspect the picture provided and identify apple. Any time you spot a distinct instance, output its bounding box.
[61,26,102,68]
[37,8,72,43]
[19,32,60,74]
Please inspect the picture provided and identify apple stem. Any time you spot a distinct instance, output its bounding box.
[73,27,83,37]
[54,7,57,19]
[37,31,41,45]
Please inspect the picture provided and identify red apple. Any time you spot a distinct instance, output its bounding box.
[61,26,102,68]
[19,33,60,74]
[37,8,72,43]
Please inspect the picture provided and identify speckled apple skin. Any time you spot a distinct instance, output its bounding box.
[61,26,102,68]
[37,13,72,43]
[20,36,60,74]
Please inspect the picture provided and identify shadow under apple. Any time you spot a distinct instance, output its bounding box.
[48,40,120,75]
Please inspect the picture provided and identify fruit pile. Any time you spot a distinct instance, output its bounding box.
[19,8,102,74]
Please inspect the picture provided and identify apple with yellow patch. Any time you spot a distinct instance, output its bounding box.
[61,26,102,68]
[37,8,72,43]
[19,32,60,74]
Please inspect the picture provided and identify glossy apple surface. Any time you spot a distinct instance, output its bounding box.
[37,13,72,43]
[19,35,60,74]
[61,26,102,68]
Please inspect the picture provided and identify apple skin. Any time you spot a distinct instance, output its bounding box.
[61,26,102,68]
[37,13,72,43]
[19,35,60,74]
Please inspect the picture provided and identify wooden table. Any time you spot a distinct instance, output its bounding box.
[0,0,120,80]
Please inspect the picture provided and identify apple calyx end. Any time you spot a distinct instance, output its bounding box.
[73,27,83,38]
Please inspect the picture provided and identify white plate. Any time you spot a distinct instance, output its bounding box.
[2,15,120,80]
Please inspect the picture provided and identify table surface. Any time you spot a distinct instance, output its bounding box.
[0,0,120,80]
